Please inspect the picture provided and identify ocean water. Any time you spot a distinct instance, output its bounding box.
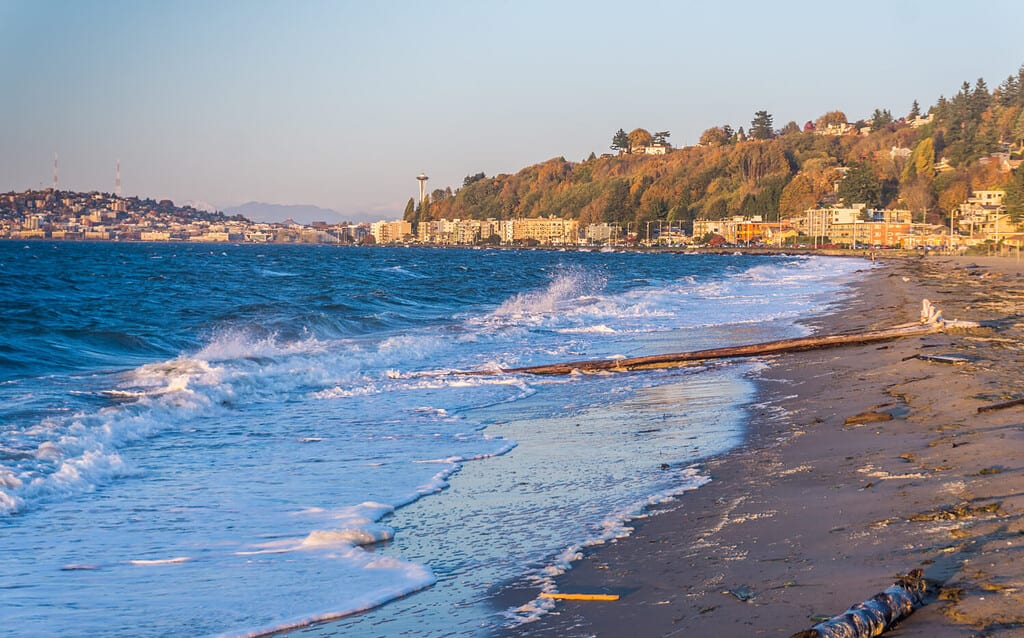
[0,242,866,637]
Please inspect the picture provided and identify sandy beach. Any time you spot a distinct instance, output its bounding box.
[503,254,1024,637]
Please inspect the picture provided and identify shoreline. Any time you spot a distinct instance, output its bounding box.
[500,254,1024,637]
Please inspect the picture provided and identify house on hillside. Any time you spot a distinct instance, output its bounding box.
[641,143,670,155]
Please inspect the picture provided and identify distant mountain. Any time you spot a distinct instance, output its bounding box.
[182,199,219,214]
[224,201,346,224]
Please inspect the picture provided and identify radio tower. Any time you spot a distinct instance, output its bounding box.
[52,151,58,191]
[115,160,122,197]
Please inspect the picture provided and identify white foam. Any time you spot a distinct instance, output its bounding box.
[504,467,711,626]
[129,557,192,566]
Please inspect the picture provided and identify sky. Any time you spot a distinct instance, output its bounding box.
[2,0,1024,222]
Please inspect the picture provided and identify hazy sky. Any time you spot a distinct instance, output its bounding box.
[2,1,1023,221]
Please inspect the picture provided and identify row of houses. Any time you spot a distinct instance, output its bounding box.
[371,216,584,246]
[691,191,1019,249]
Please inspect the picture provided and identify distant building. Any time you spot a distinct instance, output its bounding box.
[371,220,412,244]
[642,144,670,156]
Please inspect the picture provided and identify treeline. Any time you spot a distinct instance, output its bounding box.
[405,65,1024,233]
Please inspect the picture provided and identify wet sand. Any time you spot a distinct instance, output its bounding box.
[502,255,1024,637]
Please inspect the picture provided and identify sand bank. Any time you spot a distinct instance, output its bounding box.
[505,254,1024,637]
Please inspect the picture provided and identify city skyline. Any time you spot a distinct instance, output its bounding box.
[3,0,1024,222]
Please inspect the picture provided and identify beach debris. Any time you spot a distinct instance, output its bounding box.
[909,502,1002,522]
[844,411,894,425]
[977,397,1024,413]
[788,569,928,638]
[539,592,620,602]
[725,586,757,602]
[910,353,972,365]
[479,300,977,376]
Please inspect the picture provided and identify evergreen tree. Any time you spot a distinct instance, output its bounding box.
[909,99,921,118]
[1005,170,1024,223]
[611,128,630,153]
[870,109,893,131]
[402,197,416,222]
[418,194,430,221]
[837,163,883,208]
[750,111,774,140]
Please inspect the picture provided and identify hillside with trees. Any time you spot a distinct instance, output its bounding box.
[405,65,1024,236]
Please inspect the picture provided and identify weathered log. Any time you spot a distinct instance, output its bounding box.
[977,397,1024,413]
[488,300,966,376]
[789,569,928,638]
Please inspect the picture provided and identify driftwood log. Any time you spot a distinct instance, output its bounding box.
[488,300,976,376]
[789,569,929,638]
[977,397,1024,413]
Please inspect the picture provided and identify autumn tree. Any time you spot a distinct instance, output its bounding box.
[780,121,801,136]
[611,128,630,153]
[900,177,936,222]
[750,111,774,140]
[628,128,654,149]
[902,137,935,182]
[815,110,848,130]
[699,126,730,147]
[936,175,970,216]
[778,173,820,217]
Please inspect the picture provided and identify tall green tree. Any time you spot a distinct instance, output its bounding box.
[837,163,883,208]
[870,108,893,131]
[402,197,416,222]
[909,99,921,118]
[652,130,671,145]
[1004,170,1024,223]
[611,128,630,153]
[750,111,774,140]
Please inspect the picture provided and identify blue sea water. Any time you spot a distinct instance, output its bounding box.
[0,242,866,637]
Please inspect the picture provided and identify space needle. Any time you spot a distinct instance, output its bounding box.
[416,172,429,207]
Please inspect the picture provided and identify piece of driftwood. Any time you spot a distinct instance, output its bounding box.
[490,301,975,376]
[977,397,1024,413]
[539,592,620,601]
[789,569,928,638]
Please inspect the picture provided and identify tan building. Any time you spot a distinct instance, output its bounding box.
[511,216,579,245]
[957,190,1014,241]
[829,222,912,248]
[371,220,413,244]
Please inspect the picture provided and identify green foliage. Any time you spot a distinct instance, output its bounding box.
[870,109,893,131]
[402,197,416,222]
[419,64,1024,228]
[611,129,630,153]
[1005,170,1024,223]
[750,111,774,140]
[837,163,883,208]
[463,172,486,187]
[902,137,935,182]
